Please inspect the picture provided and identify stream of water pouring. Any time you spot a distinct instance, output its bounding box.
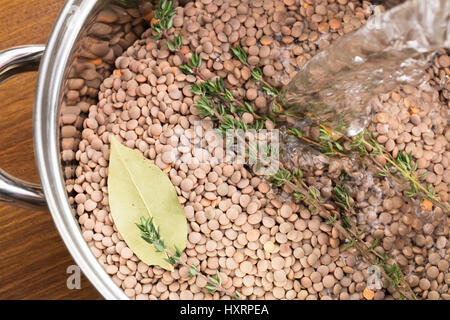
[277,0,450,136]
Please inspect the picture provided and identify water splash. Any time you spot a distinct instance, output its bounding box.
[277,0,450,136]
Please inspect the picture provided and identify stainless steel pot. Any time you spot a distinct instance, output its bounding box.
[0,0,163,299]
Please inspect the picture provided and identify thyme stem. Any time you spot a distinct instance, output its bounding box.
[137,216,241,300]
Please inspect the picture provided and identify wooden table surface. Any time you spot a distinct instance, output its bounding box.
[0,0,101,299]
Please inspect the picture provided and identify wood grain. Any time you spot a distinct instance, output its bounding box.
[0,0,101,299]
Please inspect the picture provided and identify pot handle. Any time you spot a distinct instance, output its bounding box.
[0,45,47,209]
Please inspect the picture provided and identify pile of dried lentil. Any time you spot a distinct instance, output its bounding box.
[67,0,449,300]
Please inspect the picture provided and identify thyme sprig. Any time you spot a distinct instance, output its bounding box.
[351,129,449,212]
[318,127,345,156]
[264,162,415,299]
[191,76,268,127]
[190,78,271,136]
[326,213,338,225]
[382,262,404,290]
[151,1,206,81]
[333,185,352,211]
[137,216,241,299]
[269,168,303,187]
[330,186,416,299]
[289,123,449,212]
[179,52,202,75]
[239,139,416,299]
[230,44,279,97]
[151,0,176,40]
[286,127,325,150]
[166,34,183,53]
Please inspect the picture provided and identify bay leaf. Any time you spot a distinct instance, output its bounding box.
[107,135,187,271]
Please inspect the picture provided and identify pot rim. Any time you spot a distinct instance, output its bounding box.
[34,0,127,300]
